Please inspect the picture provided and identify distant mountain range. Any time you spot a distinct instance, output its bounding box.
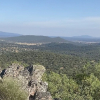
[0,31,21,38]
[71,35,93,38]
[0,31,100,43]
[0,31,68,43]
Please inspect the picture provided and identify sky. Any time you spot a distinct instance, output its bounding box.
[0,0,100,37]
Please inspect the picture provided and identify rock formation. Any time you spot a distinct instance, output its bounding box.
[0,63,53,100]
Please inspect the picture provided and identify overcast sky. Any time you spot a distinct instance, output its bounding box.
[0,0,100,37]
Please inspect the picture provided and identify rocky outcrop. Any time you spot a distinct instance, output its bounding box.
[0,63,53,100]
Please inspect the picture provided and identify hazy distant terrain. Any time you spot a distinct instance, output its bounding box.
[0,31,21,38]
[1,31,100,43]
[61,35,100,43]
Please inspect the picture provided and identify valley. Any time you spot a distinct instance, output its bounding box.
[0,34,100,100]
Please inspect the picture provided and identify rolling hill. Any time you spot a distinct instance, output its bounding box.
[3,35,68,43]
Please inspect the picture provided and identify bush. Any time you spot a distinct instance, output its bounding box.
[0,77,28,100]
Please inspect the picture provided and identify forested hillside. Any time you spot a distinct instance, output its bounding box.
[2,35,68,43]
[1,41,100,100]
[1,41,100,61]
[37,43,100,61]
[0,51,87,76]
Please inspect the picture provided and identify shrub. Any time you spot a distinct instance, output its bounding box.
[0,77,28,100]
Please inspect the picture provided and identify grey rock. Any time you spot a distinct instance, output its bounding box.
[35,92,53,100]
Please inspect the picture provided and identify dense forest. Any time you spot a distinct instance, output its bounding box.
[1,41,100,61]
[1,41,100,100]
